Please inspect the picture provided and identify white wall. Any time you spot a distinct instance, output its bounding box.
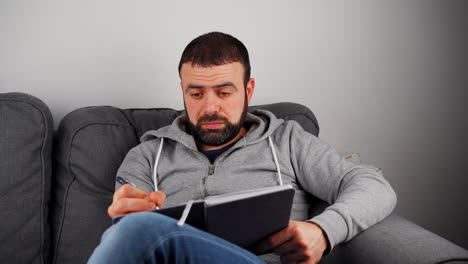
[1,1,467,248]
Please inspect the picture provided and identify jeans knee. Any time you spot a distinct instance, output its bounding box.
[110,212,179,238]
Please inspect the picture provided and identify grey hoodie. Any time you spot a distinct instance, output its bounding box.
[116,109,397,262]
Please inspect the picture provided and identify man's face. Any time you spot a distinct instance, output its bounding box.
[180,62,255,148]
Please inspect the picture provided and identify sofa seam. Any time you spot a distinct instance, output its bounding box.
[38,103,49,264]
[52,121,134,263]
[116,108,140,143]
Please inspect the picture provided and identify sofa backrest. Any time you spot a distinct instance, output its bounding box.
[50,102,319,264]
[0,92,53,264]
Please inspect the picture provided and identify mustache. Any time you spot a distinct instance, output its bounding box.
[197,114,229,124]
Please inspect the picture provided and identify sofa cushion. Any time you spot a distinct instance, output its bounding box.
[50,102,319,264]
[320,214,468,263]
[0,92,53,264]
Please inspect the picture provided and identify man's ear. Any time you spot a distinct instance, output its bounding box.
[245,78,255,104]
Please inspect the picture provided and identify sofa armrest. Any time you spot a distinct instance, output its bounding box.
[321,214,468,264]
[0,92,54,264]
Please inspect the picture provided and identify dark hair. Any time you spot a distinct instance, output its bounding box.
[178,32,251,87]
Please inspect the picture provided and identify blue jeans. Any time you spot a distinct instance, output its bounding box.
[88,212,267,264]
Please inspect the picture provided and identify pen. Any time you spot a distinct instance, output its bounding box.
[115,176,159,209]
[115,176,136,187]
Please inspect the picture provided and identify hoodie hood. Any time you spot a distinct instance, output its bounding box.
[140,109,284,149]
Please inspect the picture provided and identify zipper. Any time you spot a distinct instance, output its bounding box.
[180,140,245,198]
[203,164,216,198]
[208,164,215,175]
[179,142,214,199]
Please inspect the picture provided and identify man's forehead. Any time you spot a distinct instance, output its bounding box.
[180,62,243,76]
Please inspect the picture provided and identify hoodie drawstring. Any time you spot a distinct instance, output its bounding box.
[268,136,283,186]
[153,138,164,191]
[177,200,194,226]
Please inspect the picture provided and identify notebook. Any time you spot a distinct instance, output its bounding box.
[113,185,295,250]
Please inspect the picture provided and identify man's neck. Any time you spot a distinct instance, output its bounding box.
[197,127,247,151]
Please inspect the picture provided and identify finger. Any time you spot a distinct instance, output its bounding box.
[272,238,299,256]
[280,249,307,264]
[148,191,166,207]
[109,198,157,217]
[274,226,313,256]
[108,197,156,217]
[114,184,149,200]
[255,223,295,254]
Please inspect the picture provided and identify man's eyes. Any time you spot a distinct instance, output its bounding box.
[218,91,231,97]
[190,93,202,98]
[189,91,231,98]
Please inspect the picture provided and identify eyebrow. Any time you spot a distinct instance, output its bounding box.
[185,82,238,92]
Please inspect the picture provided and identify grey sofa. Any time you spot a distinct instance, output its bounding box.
[1,92,467,264]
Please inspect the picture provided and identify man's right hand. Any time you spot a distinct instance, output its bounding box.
[107,184,166,218]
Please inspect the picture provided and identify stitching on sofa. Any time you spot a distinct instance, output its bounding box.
[52,176,74,264]
[53,121,134,263]
[116,108,139,143]
[38,104,49,264]
[67,122,135,192]
[2,98,51,264]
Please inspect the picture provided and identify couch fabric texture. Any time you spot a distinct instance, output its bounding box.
[1,92,467,264]
[0,93,53,264]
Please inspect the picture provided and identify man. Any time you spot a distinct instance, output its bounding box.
[89,32,396,264]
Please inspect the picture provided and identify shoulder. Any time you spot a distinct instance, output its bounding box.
[271,120,331,155]
[127,137,162,159]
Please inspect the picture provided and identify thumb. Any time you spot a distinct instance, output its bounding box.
[149,191,166,207]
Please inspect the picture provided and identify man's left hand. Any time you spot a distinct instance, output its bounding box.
[254,221,328,264]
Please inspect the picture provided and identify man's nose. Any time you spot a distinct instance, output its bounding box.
[202,93,221,114]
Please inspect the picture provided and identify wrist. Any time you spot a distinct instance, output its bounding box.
[307,221,330,254]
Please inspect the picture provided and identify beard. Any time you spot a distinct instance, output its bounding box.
[185,98,248,147]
